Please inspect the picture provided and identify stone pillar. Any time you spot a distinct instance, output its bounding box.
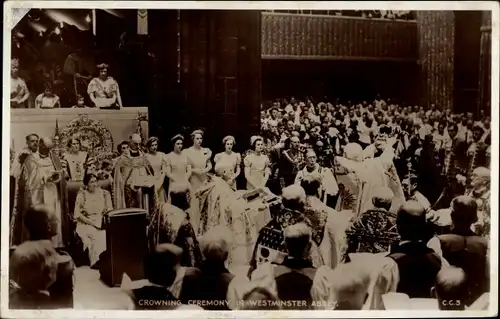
[478,11,492,115]
[416,11,455,110]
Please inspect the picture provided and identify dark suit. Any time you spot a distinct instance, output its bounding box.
[439,230,489,305]
[272,257,317,310]
[179,262,234,310]
[388,241,442,298]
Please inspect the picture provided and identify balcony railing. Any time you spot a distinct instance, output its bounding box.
[261,12,418,61]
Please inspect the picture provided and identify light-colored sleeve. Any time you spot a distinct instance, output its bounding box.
[35,94,43,109]
[294,170,304,185]
[335,156,359,173]
[243,154,252,168]
[74,190,86,217]
[213,153,221,165]
[227,262,278,310]
[236,153,242,165]
[363,257,400,310]
[427,236,449,268]
[310,265,335,309]
[321,168,339,196]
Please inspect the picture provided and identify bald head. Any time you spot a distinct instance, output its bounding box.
[435,267,467,310]
[344,143,363,162]
[396,200,428,241]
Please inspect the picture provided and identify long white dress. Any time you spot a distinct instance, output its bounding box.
[145,152,168,205]
[214,151,241,190]
[164,151,190,196]
[244,153,270,190]
[74,187,113,266]
[183,146,212,233]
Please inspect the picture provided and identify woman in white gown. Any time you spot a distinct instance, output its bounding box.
[145,137,168,205]
[244,136,271,190]
[214,136,241,190]
[164,134,192,200]
[182,130,212,233]
[74,173,113,267]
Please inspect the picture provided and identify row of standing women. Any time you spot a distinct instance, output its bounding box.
[145,130,271,205]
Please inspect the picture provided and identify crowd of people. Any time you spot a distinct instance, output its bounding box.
[11,53,123,109]
[8,96,491,311]
[264,10,416,20]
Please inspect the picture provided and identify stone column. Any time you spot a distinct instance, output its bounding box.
[416,11,455,110]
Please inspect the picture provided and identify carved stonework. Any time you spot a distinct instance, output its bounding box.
[59,114,114,168]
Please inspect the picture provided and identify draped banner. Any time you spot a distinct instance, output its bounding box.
[261,13,418,61]
[416,11,455,110]
[137,9,148,35]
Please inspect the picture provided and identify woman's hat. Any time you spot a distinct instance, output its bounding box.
[97,63,109,69]
[250,135,263,146]
[222,135,236,145]
[191,129,204,138]
[171,134,184,143]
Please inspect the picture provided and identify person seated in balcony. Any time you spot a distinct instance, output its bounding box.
[11,58,30,109]
[71,94,93,108]
[87,63,123,109]
[35,82,61,109]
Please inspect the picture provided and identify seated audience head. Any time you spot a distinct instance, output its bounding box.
[283,222,311,259]
[144,244,183,287]
[330,263,370,310]
[10,240,59,292]
[450,195,478,231]
[344,143,363,162]
[281,185,306,212]
[169,182,191,210]
[199,225,233,265]
[433,266,467,310]
[240,287,280,310]
[24,205,58,241]
[396,200,428,241]
[75,94,85,106]
[300,175,321,198]
[371,187,394,211]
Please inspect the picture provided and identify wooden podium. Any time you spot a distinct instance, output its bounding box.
[99,208,149,287]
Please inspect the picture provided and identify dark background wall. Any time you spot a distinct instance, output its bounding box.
[147,10,262,153]
[262,59,421,105]
[453,11,483,115]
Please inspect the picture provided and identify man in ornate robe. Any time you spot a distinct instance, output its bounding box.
[113,133,155,209]
[11,137,70,248]
[336,140,405,215]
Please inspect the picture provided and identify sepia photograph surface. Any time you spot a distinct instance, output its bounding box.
[2,1,498,318]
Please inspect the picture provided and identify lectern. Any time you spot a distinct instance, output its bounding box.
[99,208,149,287]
